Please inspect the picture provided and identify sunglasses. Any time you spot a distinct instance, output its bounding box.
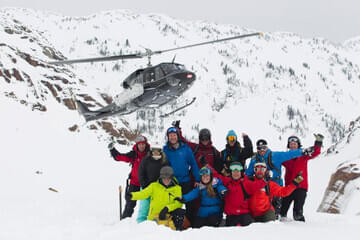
[229,165,242,171]
[199,168,211,176]
[254,167,266,172]
[257,146,267,151]
[227,136,236,142]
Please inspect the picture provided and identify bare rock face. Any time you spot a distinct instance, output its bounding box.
[317,117,360,214]
[317,163,360,213]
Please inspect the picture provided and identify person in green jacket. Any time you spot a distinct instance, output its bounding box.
[130,166,186,230]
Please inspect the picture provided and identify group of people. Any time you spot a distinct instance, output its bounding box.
[108,120,324,230]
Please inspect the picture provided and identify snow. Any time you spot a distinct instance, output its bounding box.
[1,7,360,240]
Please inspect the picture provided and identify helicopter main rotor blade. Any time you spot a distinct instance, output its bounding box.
[48,53,143,65]
[154,32,262,55]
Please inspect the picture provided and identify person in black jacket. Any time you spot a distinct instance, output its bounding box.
[136,146,169,223]
[220,130,253,176]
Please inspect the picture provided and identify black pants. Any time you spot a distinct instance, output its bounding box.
[225,213,254,227]
[272,196,282,219]
[280,188,307,221]
[254,209,276,223]
[192,214,222,228]
[122,184,140,219]
[180,181,195,224]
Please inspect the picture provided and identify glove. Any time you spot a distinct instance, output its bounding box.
[292,172,304,186]
[199,155,207,166]
[314,133,324,142]
[171,120,181,128]
[159,207,169,220]
[221,190,228,198]
[264,170,273,181]
[107,141,115,150]
[125,191,133,201]
[314,133,324,147]
[302,146,314,156]
[174,197,185,204]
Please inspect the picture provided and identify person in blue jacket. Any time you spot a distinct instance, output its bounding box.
[163,126,200,225]
[245,139,306,219]
[175,167,227,228]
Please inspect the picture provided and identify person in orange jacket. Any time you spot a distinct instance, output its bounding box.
[248,162,304,222]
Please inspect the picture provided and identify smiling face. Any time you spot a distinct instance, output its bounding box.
[137,143,146,152]
[257,146,268,156]
[168,132,178,145]
[289,141,299,150]
[162,177,171,186]
[201,174,211,184]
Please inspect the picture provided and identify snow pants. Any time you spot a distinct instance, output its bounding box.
[280,188,307,221]
[225,213,254,227]
[123,184,140,219]
[192,214,222,228]
[254,209,276,222]
[136,197,150,223]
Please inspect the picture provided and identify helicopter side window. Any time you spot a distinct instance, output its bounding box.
[144,70,155,83]
[155,66,164,79]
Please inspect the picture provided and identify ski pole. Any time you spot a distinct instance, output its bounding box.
[119,185,123,220]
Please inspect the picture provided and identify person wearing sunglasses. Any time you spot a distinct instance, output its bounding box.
[163,126,200,225]
[248,162,304,222]
[137,146,169,223]
[108,135,150,220]
[280,134,324,222]
[211,161,267,227]
[220,130,253,176]
[245,138,305,219]
[174,167,227,228]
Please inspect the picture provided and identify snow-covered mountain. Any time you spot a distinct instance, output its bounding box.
[1,7,360,239]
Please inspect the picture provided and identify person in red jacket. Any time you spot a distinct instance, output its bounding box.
[212,161,266,226]
[280,134,324,222]
[249,162,304,222]
[108,135,150,219]
[175,120,222,172]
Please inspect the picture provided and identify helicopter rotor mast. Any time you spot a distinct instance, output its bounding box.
[48,32,262,65]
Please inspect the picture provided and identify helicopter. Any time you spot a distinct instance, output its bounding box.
[49,32,262,122]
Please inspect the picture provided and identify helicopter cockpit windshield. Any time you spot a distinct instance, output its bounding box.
[161,63,185,74]
[123,69,144,87]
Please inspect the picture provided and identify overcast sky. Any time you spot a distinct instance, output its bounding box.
[1,0,359,43]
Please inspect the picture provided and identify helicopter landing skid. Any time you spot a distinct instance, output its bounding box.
[159,97,196,118]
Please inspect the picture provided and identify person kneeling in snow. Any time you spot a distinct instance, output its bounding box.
[248,162,304,222]
[130,166,186,231]
[175,167,227,228]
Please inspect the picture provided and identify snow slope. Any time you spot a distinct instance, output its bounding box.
[1,7,360,240]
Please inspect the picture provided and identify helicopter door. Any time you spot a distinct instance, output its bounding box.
[144,69,156,83]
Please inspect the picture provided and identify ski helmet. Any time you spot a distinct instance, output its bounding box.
[287,136,302,148]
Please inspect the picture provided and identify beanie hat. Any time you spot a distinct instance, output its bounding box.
[199,128,211,141]
[159,166,174,179]
[135,135,147,144]
[256,139,267,148]
[287,136,302,148]
[226,130,237,142]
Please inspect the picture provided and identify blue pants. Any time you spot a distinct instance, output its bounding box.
[137,197,150,223]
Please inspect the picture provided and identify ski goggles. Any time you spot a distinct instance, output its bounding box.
[257,146,267,151]
[288,137,300,143]
[199,168,211,176]
[227,135,236,142]
[229,164,243,172]
[167,127,178,134]
[254,166,266,172]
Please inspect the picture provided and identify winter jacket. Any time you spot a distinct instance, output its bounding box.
[131,178,182,220]
[282,142,321,190]
[110,143,150,186]
[163,141,200,184]
[212,171,266,216]
[249,180,296,217]
[138,153,169,188]
[220,136,253,172]
[182,177,227,217]
[180,132,222,172]
[245,148,303,186]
